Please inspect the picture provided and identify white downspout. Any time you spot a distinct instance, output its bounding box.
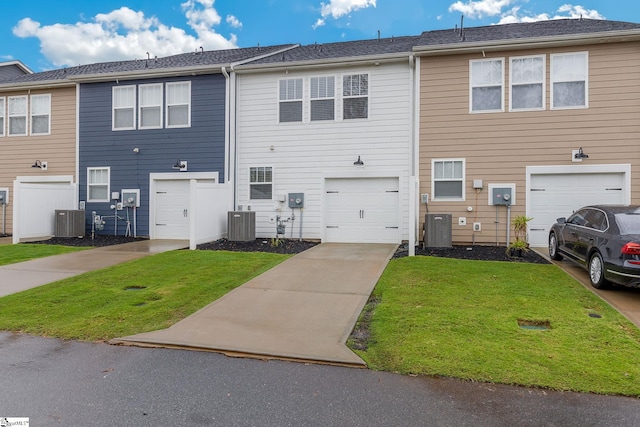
[408,54,420,257]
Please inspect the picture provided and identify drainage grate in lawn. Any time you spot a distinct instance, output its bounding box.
[124,286,147,291]
[517,319,551,330]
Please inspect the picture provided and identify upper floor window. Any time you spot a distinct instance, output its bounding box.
[343,74,368,119]
[470,59,504,113]
[30,94,51,135]
[139,84,163,129]
[551,52,588,109]
[87,167,110,202]
[432,159,465,201]
[8,96,27,136]
[113,86,136,130]
[166,81,191,127]
[510,55,545,111]
[0,97,4,137]
[279,78,303,123]
[249,166,273,200]
[310,76,335,121]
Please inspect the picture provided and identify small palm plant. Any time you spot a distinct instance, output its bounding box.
[507,215,533,257]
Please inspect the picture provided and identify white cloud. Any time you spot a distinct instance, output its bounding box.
[448,0,514,19]
[314,0,376,28]
[226,15,242,28]
[497,3,605,24]
[12,1,237,67]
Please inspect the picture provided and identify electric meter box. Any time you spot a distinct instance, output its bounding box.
[0,190,7,205]
[288,193,304,208]
[121,189,140,207]
[492,187,512,205]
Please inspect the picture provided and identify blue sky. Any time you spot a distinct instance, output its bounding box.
[2,0,640,72]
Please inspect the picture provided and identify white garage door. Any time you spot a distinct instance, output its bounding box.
[324,177,400,244]
[528,172,626,247]
[154,180,190,239]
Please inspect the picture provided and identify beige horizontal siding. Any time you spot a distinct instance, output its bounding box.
[419,42,640,245]
[0,86,76,235]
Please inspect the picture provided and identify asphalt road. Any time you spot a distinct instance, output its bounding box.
[2,332,640,426]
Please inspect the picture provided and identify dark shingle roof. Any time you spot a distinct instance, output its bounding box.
[0,44,295,86]
[242,35,421,66]
[419,19,640,46]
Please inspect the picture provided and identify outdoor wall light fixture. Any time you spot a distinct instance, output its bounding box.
[31,160,48,170]
[133,147,140,153]
[353,155,364,166]
[574,147,589,159]
[172,159,188,171]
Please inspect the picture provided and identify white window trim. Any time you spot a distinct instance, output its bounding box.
[310,75,336,122]
[30,93,51,135]
[87,166,111,202]
[278,78,303,124]
[8,95,28,136]
[469,58,505,114]
[112,85,136,131]
[139,83,163,129]
[432,158,466,201]
[166,81,191,128]
[509,55,546,112]
[342,73,369,120]
[0,96,5,137]
[550,51,588,110]
[248,166,274,201]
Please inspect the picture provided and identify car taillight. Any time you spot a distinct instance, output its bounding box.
[621,242,640,255]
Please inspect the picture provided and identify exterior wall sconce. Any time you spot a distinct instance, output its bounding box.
[572,147,589,162]
[172,159,187,171]
[31,160,48,170]
[133,147,140,153]
[353,155,364,166]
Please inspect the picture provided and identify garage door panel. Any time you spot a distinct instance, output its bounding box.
[529,172,625,247]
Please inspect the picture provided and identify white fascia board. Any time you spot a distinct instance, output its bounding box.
[0,80,76,91]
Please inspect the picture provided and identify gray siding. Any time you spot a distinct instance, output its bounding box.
[78,74,226,236]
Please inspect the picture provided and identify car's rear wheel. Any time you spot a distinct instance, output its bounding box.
[589,252,610,289]
[548,232,563,260]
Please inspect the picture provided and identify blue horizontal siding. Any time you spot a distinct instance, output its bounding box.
[78,74,226,236]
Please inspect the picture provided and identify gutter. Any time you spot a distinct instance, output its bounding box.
[0,80,76,91]
[413,29,640,56]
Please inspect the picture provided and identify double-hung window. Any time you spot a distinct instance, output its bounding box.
[139,84,163,129]
[0,97,5,137]
[510,55,545,111]
[310,76,335,121]
[343,74,368,119]
[279,79,303,123]
[30,94,51,135]
[432,159,465,201]
[551,52,588,109]
[113,86,136,130]
[249,167,273,200]
[8,96,27,136]
[166,81,191,127]
[470,59,504,113]
[87,167,110,202]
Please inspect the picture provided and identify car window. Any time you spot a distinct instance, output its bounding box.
[615,213,640,235]
[584,209,607,231]
[567,210,588,227]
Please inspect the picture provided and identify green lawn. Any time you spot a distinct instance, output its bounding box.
[350,256,640,397]
[0,244,87,266]
[0,250,288,341]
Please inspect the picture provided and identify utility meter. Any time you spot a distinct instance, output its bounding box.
[492,187,513,205]
[288,193,304,208]
[0,190,6,205]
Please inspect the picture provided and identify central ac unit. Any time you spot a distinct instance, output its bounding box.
[423,213,452,248]
[228,211,256,242]
[55,210,85,238]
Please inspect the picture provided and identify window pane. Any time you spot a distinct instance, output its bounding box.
[32,116,49,134]
[343,97,367,119]
[279,101,302,122]
[9,117,26,135]
[31,95,50,115]
[89,186,108,201]
[435,181,463,198]
[553,81,585,108]
[512,57,543,84]
[168,105,188,126]
[472,86,502,111]
[167,83,189,104]
[472,60,502,86]
[512,84,543,109]
[141,106,161,127]
[553,54,586,81]
[0,117,4,136]
[250,184,272,200]
[9,97,26,115]
[115,108,134,128]
[311,99,334,121]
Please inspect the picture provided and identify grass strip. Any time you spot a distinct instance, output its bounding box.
[352,256,640,397]
[0,244,87,266]
[0,250,288,341]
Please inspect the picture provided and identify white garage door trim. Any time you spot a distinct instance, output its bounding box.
[322,172,402,244]
[149,172,218,240]
[526,164,630,248]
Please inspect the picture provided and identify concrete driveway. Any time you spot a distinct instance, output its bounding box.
[534,248,640,329]
[113,243,397,367]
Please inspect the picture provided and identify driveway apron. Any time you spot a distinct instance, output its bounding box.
[113,243,397,367]
[0,240,188,298]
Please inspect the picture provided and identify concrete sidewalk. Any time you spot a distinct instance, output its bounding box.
[113,243,397,367]
[0,240,188,297]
